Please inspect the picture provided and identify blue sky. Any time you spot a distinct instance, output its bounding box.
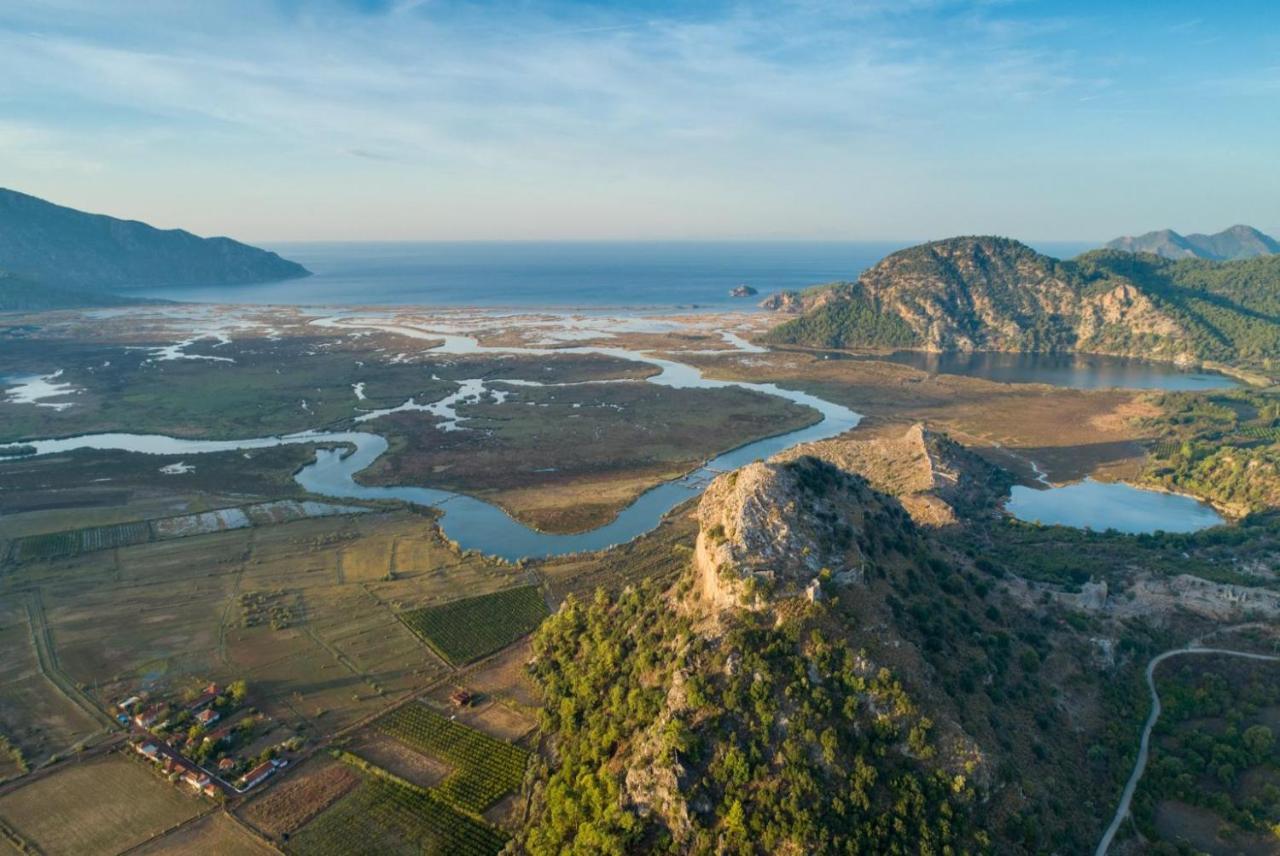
[0,1,1276,241]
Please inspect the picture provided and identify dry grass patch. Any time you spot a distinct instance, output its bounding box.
[0,601,101,765]
[0,753,204,855]
[132,812,279,855]
[239,756,359,839]
[348,730,452,789]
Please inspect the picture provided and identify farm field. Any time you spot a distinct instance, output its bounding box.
[132,811,280,855]
[0,598,104,767]
[287,770,506,856]
[376,703,530,814]
[0,753,204,855]
[238,755,361,841]
[399,584,548,665]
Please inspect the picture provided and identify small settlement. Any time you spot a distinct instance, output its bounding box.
[119,680,300,798]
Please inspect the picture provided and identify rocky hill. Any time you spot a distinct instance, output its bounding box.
[1106,225,1279,260]
[521,429,1176,853]
[0,188,309,291]
[763,236,1280,368]
[776,423,1011,527]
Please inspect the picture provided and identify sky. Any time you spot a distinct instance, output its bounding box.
[0,0,1277,242]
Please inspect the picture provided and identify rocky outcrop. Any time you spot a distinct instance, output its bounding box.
[729,285,758,297]
[693,457,875,611]
[777,423,1010,527]
[763,236,1280,365]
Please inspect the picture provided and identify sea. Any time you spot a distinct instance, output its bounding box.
[131,240,1097,309]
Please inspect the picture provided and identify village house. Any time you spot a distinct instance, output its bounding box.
[133,705,165,729]
[187,683,220,712]
[195,708,220,727]
[133,742,160,761]
[240,760,275,790]
[181,769,211,792]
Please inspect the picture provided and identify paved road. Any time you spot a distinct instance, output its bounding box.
[1095,646,1280,856]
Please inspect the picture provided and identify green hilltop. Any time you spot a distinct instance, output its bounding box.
[763,236,1280,371]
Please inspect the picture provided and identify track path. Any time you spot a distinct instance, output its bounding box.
[1095,643,1280,855]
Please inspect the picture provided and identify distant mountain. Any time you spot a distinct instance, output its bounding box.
[763,236,1280,369]
[1105,225,1280,260]
[0,271,161,312]
[0,188,310,291]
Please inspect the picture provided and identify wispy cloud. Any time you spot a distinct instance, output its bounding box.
[0,1,1274,239]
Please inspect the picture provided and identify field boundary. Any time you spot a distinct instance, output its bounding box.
[23,590,118,733]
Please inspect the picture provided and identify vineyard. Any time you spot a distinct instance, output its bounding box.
[10,521,151,561]
[376,704,530,813]
[399,585,548,665]
[287,775,506,856]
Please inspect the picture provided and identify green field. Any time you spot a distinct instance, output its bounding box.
[376,704,530,814]
[287,774,506,856]
[399,585,548,665]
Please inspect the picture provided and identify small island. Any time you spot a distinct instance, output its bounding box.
[729,284,758,297]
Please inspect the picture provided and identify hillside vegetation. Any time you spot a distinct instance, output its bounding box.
[0,271,160,312]
[763,237,1280,371]
[0,188,309,290]
[522,442,1156,854]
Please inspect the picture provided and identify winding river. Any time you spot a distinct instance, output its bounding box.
[9,316,1231,558]
[13,319,860,561]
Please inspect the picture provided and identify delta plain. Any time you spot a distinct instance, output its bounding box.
[4,189,1280,856]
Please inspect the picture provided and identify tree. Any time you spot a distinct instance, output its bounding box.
[228,680,248,704]
[1243,724,1275,759]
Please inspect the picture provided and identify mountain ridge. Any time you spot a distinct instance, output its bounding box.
[1105,224,1280,260]
[762,236,1280,370]
[0,188,310,292]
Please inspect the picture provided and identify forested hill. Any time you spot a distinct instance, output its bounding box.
[762,236,1280,370]
[0,271,161,312]
[0,188,309,291]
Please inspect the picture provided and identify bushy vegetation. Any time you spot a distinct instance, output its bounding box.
[763,283,921,350]
[521,584,983,855]
[764,239,1280,369]
[1134,658,1280,847]
[376,704,529,813]
[400,585,548,665]
[1141,389,1280,514]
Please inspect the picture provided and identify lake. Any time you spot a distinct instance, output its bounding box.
[868,351,1239,391]
[1006,479,1224,534]
[129,240,1096,309]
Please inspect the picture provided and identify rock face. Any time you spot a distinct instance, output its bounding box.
[694,457,900,611]
[1106,225,1280,260]
[0,188,310,291]
[777,423,1010,527]
[762,235,1280,364]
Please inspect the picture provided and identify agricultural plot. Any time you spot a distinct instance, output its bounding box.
[376,704,530,814]
[399,585,548,665]
[287,775,506,856]
[132,811,279,856]
[239,756,360,839]
[0,753,204,855]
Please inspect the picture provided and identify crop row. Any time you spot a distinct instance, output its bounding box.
[377,704,529,813]
[399,585,548,665]
[288,776,506,856]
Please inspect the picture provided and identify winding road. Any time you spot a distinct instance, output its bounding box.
[1095,644,1280,855]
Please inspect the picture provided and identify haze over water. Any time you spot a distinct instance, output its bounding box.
[131,240,1096,308]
